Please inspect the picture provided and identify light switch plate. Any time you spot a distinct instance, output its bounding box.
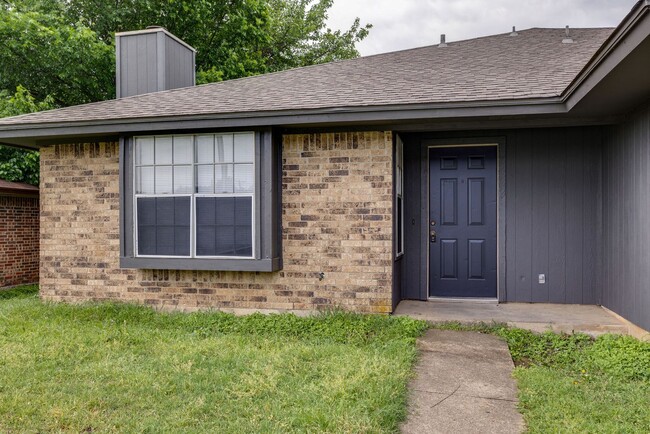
[538,274,546,284]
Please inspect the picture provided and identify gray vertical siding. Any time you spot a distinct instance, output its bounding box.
[402,138,424,300]
[505,127,602,304]
[118,33,159,98]
[165,36,195,91]
[401,127,603,304]
[117,31,195,99]
[603,102,650,331]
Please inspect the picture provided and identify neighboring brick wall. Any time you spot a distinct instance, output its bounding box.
[0,195,39,287]
[39,132,393,313]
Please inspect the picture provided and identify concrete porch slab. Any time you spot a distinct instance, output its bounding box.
[394,300,631,336]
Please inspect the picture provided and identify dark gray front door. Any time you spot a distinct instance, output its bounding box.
[429,146,497,298]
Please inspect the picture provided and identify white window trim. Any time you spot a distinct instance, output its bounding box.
[133,132,257,260]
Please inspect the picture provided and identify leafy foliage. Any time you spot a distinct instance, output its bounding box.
[583,334,650,381]
[0,1,370,184]
[0,86,54,185]
[0,5,115,106]
[0,85,55,118]
[3,0,371,91]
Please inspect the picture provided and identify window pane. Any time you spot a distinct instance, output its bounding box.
[155,166,173,194]
[215,197,235,226]
[174,227,191,256]
[215,134,233,163]
[155,137,173,164]
[173,136,193,164]
[234,164,254,193]
[234,133,254,162]
[215,164,233,193]
[196,195,216,225]
[155,226,176,256]
[174,165,193,194]
[156,197,175,225]
[234,197,253,256]
[195,197,252,257]
[196,225,218,256]
[196,165,214,194]
[397,167,402,194]
[397,196,403,255]
[214,226,235,256]
[137,197,156,225]
[136,137,154,165]
[138,226,156,255]
[136,166,155,194]
[235,225,253,256]
[196,135,214,163]
[137,197,190,256]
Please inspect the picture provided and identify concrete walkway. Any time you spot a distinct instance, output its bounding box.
[401,329,524,434]
[395,300,632,336]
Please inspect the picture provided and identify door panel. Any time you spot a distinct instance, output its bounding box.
[467,178,485,225]
[429,146,497,298]
[468,239,485,279]
[440,179,458,225]
[440,239,458,279]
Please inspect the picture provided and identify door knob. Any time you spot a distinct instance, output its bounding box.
[430,230,437,243]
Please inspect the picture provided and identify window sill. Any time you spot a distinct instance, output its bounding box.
[120,256,282,272]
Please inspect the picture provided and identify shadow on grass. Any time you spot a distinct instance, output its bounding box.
[0,284,38,300]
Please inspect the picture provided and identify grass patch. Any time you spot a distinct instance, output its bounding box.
[0,286,428,433]
[0,283,38,299]
[434,321,650,433]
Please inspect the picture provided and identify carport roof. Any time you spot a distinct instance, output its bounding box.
[0,180,39,195]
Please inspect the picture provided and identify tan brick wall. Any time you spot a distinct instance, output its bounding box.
[0,195,39,287]
[39,132,393,313]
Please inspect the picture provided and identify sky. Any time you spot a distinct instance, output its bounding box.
[326,0,637,56]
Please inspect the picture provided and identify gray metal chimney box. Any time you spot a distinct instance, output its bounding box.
[115,28,196,98]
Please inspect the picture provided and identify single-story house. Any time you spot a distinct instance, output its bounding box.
[0,179,39,288]
[0,2,649,332]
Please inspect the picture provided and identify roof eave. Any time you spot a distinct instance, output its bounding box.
[0,97,566,148]
[563,0,650,109]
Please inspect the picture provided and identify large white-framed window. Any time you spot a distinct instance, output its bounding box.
[396,135,404,257]
[133,132,255,259]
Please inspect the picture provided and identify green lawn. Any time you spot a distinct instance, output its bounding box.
[0,285,427,433]
[3,286,648,433]
[436,322,650,433]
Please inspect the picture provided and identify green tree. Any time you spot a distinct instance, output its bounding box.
[0,5,115,106]
[0,0,370,185]
[0,86,54,185]
[61,0,371,82]
[262,0,370,72]
[2,1,370,98]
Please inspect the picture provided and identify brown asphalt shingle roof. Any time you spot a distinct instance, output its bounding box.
[0,27,613,126]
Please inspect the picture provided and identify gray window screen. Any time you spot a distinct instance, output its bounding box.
[134,133,255,259]
[137,197,191,256]
[196,197,253,257]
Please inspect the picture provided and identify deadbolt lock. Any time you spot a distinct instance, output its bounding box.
[430,220,436,226]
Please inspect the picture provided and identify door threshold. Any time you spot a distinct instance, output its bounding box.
[427,297,498,304]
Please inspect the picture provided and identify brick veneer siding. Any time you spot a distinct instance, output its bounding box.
[39,132,394,313]
[0,195,39,287]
